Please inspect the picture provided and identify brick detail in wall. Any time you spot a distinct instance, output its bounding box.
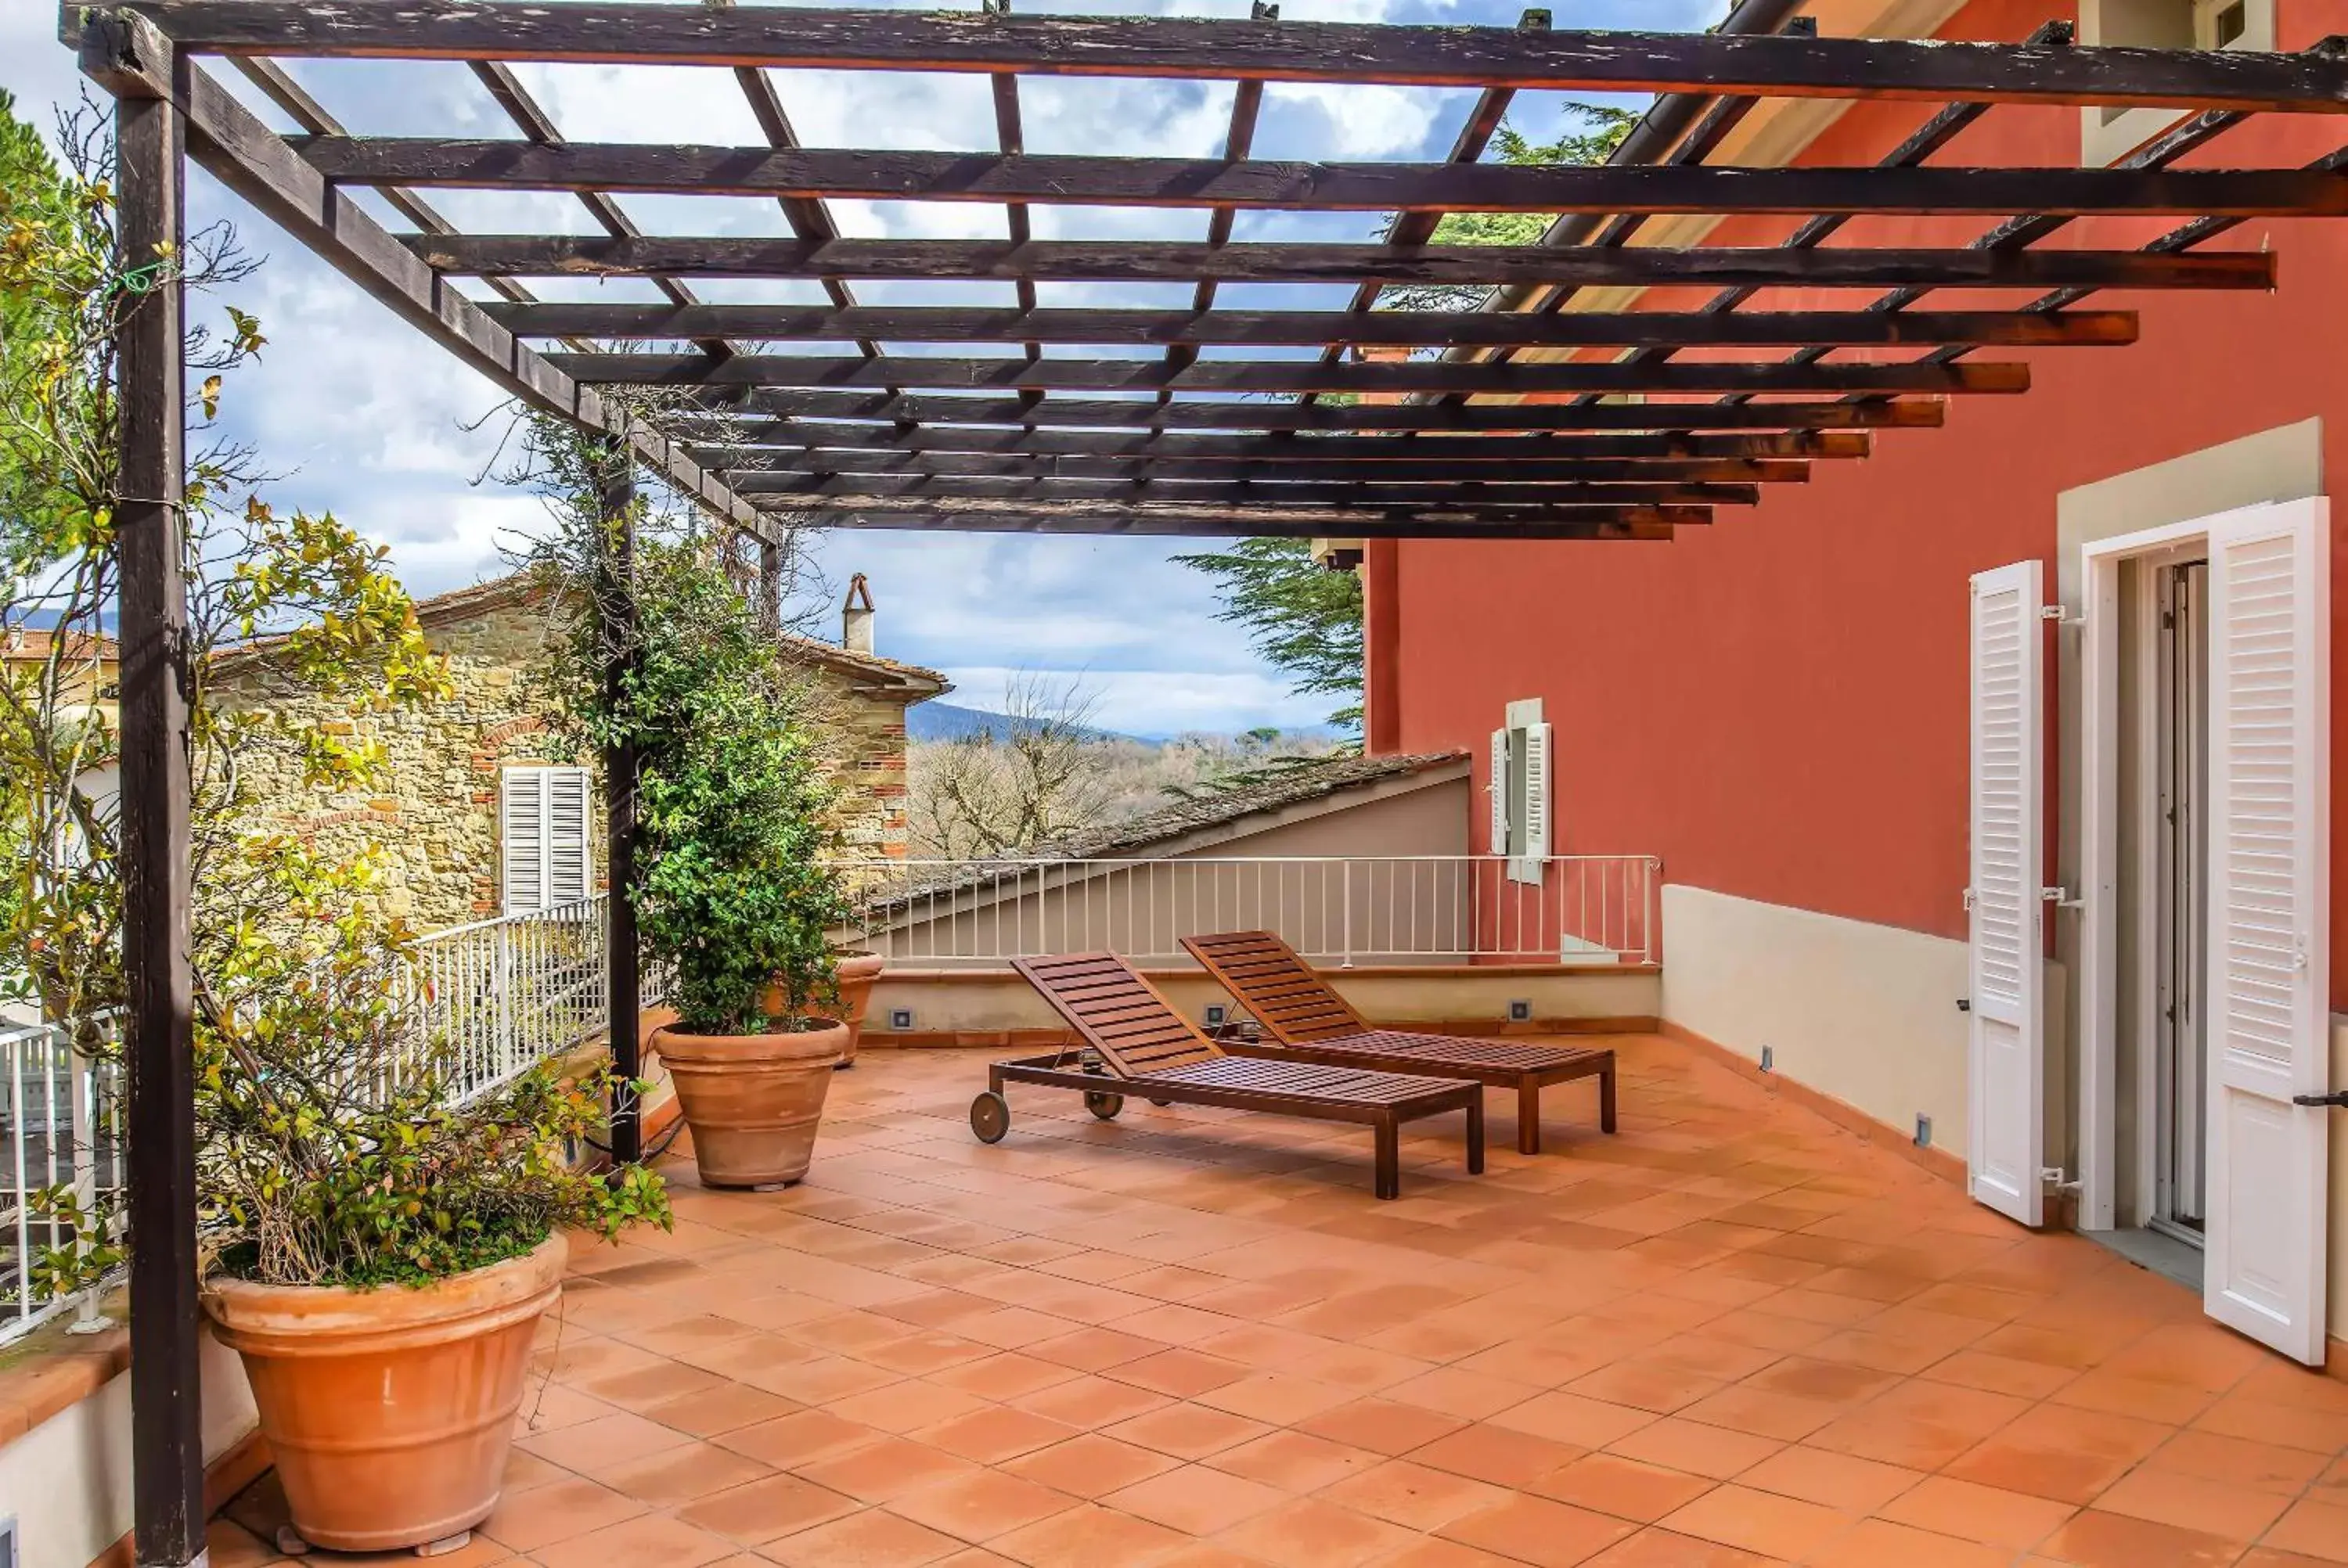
[215,598,927,931]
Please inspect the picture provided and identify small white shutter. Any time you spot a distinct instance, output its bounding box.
[500,767,546,916]
[1489,727,1511,854]
[1968,560,2045,1227]
[546,767,592,908]
[1513,720,1554,887]
[2203,498,2331,1365]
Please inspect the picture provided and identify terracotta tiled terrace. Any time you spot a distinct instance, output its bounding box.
[215,1036,2348,1568]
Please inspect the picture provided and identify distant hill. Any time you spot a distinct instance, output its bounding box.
[906,701,1134,744]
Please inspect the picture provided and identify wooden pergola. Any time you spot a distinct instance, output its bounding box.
[56,2,2348,1560]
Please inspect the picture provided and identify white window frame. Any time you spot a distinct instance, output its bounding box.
[2079,0,2276,166]
[1489,697,1552,886]
[500,764,592,916]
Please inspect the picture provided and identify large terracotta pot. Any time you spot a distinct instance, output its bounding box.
[200,1234,567,1553]
[654,1016,846,1188]
[831,950,885,1067]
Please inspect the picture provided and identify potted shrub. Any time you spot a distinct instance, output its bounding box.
[829,946,885,1066]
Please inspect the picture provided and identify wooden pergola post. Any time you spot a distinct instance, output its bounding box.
[95,13,207,1566]
[597,439,642,1165]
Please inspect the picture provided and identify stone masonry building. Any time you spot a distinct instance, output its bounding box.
[211,574,946,930]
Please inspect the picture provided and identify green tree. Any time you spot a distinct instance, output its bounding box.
[1171,538,1365,738]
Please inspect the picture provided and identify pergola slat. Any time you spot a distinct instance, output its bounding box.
[293,138,2348,218]
[679,423,1871,460]
[677,390,1945,431]
[407,233,2275,292]
[119,2,2348,113]
[545,351,2029,397]
[708,452,1804,484]
[748,505,1696,540]
[481,302,2139,350]
[731,475,1760,506]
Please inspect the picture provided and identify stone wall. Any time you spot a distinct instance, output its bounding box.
[215,595,926,933]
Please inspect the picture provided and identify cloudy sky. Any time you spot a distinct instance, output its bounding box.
[1,0,1720,734]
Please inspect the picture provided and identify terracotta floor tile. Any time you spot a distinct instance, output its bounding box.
[1532,1453,1716,1524]
[1214,1497,1421,1568]
[1917,1350,2080,1401]
[1298,1398,1471,1458]
[1804,1380,2029,1470]
[1876,1474,2076,1551]
[647,1382,803,1439]
[520,1409,698,1473]
[1107,1402,1275,1462]
[985,1501,1190,1568]
[796,1437,983,1504]
[2093,1465,2292,1542]
[1010,1374,1172,1431]
[2241,1551,2348,1568]
[888,1472,1082,1544]
[1383,1366,1547,1422]
[678,1473,864,1544]
[919,1405,1084,1466]
[2031,1509,2244,1568]
[758,1508,965,1568]
[2144,1430,2332,1494]
[1673,1386,1842,1444]
[998,1431,1182,1499]
[1195,1373,1356,1427]
[479,1476,650,1551]
[859,1334,999,1379]
[2051,1368,2225,1426]
[1437,1494,1640,1568]
[532,1511,739,1568]
[1411,1423,1588,1491]
[1104,1463,1291,1534]
[2261,1497,2348,1563]
[2197,1395,2348,1456]
[1026,1327,1166,1372]
[931,1354,1083,1404]
[826,1382,996,1437]
[1487,1390,1658,1451]
[1604,1416,1782,1481]
[1576,1527,1788,1567]
[1731,1445,1919,1514]
[1652,1483,1849,1560]
[1942,1403,2172,1505]
[1801,1518,2009,1568]
[1319,1458,1512,1531]
[1205,1429,1386,1493]
[594,1440,776,1505]
[1372,1537,1538,1568]
[715,1408,884,1469]
[1110,1350,1252,1399]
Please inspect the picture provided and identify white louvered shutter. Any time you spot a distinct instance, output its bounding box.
[500,767,546,916]
[1968,561,2044,1227]
[1489,727,1512,854]
[1514,720,1554,886]
[2203,498,2330,1365]
[546,766,592,908]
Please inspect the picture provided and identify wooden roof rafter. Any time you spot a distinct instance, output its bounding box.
[66,0,2348,541]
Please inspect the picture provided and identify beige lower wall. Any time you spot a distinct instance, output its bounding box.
[865,964,1660,1041]
[0,1329,253,1568]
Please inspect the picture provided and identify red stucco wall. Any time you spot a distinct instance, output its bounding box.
[1382,0,2348,998]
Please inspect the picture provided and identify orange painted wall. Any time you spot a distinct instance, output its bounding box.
[1382,0,2348,1000]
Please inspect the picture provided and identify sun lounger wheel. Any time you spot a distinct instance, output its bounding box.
[970,1091,1010,1143]
[1084,1090,1124,1120]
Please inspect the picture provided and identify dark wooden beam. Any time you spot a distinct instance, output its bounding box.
[294,136,2348,218]
[545,351,2029,397]
[61,16,773,541]
[85,13,206,1565]
[728,473,1756,505]
[116,3,2348,113]
[713,451,1802,484]
[752,504,1693,540]
[680,422,1871,460]
[678,389,1943,431]
[596,439,640,1168]
[481,301,2140,350]
[406,233,2274,292]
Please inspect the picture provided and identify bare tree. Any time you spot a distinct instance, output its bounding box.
[907,671,1114,858]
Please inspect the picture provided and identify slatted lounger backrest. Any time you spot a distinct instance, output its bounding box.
[1182,930,1370,1045]
[1010,951,1223,1078]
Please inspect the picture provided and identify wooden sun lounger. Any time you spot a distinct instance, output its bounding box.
[991,951,1483,1199]
[1181,930,1619,1156]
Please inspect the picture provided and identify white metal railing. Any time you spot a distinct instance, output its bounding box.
[409,894,662,1105]
[1,1020,121,1346]
[831,854,1662,970]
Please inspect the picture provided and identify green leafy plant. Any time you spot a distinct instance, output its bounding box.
[4,97,668,1293]
[1172,537,1366,739]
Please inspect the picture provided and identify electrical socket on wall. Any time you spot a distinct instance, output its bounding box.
[888,1008,914,1031]
[1915,1114,1934,1148]
[1759,1045,1774,1073]
[1507,999,1532,1023]
[1205,1005,1227,1027]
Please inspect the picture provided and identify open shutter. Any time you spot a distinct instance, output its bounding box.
[2204,498,2330,1365]
[1489,727,1511,854]
[1519,721,1553,861]
[500,767,546,916]
[546,766,592,908]
[1968,561,2045,1227]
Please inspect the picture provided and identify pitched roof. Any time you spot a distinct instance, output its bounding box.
[1032,750,1468,860]
[216,571,949,697]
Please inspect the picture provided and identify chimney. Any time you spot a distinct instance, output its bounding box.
[841,573,876,655]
